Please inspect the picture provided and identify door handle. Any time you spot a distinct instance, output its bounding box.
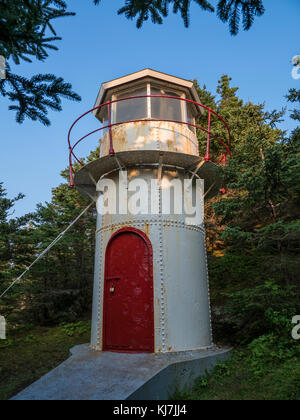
[106,277,120,282]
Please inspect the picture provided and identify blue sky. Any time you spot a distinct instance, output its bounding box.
[0,0,299,217]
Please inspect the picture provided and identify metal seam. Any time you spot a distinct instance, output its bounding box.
[158,186,167,352]
[95,220,206,235]
[204,233,213,345]
[97,231,103,349]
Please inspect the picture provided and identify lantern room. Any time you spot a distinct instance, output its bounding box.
[93,69,203,157]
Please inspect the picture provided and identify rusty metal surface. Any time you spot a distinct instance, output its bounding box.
[90,170,213,353]
[100,121,199,157]
[68,94,231,187]
[74,150,222,202]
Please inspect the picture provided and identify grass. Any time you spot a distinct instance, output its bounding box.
[173,349,300,401]
[1,319,299,400]
[0,320,91,401]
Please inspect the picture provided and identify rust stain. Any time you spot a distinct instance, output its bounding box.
[100,120,198,157]
[167,139,173,150]
[115,125,127,153]
[144,222,150,237]
[128,169,140,179]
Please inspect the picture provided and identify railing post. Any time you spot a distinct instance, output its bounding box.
[69,149,74,187]
[108,102,115,156]
[205,108,212,162]
[222,153,226,167]
[67,96,231,187]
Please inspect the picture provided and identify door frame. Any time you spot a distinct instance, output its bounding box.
[102,227,154,353]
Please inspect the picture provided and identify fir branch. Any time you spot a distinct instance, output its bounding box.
[94,0,264,32]
[0,63,81,126]
[0,0,75,64]
[217,0,265,35]
[286,88,300,122]
[0,0,80,125]
[115,0,214,28]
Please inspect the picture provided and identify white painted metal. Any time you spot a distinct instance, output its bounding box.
[80,71,214,353]
[0,315,6,340]
[90,169,212,352]
[99,121,199,157]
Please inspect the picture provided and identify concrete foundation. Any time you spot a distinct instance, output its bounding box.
[12,344,232,400]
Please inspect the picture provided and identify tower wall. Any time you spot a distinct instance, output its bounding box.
[90,169,213,353]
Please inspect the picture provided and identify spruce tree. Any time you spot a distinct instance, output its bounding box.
[0,0,81,125]
[0,183,34,319]
[94,0,265,34]
[286,89,300,122]
[0,1,267,125]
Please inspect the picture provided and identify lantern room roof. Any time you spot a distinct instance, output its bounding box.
[93,68,203,116]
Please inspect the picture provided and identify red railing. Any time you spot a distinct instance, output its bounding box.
[68,95,231,187]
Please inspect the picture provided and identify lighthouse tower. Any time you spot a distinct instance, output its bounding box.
[70,69,231,354]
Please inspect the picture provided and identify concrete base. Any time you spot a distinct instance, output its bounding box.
[12,345,232,400]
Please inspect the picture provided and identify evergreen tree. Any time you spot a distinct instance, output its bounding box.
[286,89,300,122]
[0,183,34,320]
[94,0,265,34]
[0,1,266,125]
[194,74,284,165]
[0,0,81,125]
[1,74,298,335]
[22,164,96,324]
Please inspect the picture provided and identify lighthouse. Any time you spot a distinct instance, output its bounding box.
[70,69,231,354]
[11,69,232,400]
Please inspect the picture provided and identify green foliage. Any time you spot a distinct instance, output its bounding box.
[94,0,265,33]
[246,333,300,377]
[0,322,91,400]
[0,338,14,349]
[194,377,209,389]
[0,171,96,325]
[1,65,81,125]
[173,349,300,400]
[22,181,96,324]
[0,0,81,125]
[223,279,299,343]
[217,0,265,35]
[254,221,300,252]
[209,75,298,226]
[220,221,300,254]
[61,321,91,337]
[0,1,267,124]
[194,74,284,167]
[0,72,299,400]
[0,183,34,317]
[0,0,74,64]
[286,88,300,121]
[118,0,214,28]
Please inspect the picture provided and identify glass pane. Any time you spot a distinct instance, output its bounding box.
[151,88,182,122]
[115,88,147,123]
[186,102,196,133]
[101,105,108,127]
[98,100,109,135]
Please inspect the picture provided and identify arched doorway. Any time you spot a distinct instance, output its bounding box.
[103,228,154,353]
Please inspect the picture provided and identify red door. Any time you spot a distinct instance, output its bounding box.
[103,228,154,353]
